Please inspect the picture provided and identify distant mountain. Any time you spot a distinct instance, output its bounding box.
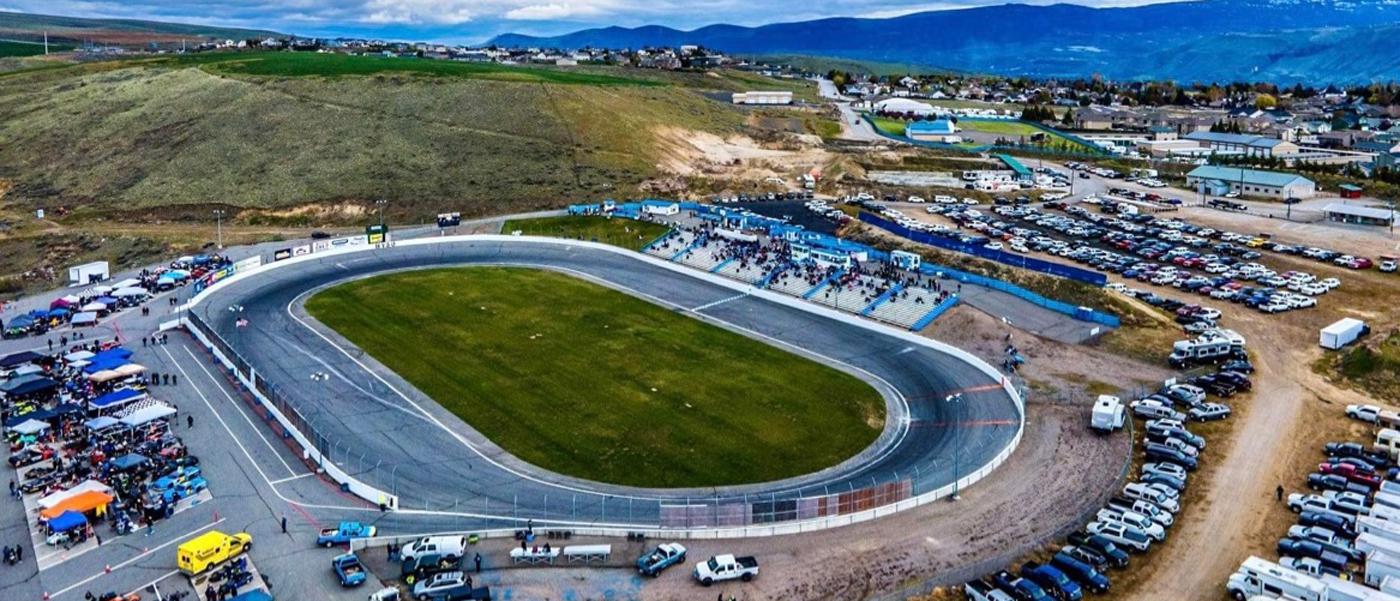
[490,0,1400,83]
[0,11,283,45]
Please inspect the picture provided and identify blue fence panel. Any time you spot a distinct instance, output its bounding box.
[912,294,960,331]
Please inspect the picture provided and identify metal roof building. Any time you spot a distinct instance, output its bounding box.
[1186,166,1316,199]
[996,154,1034,181]
[1322,202,1394,226]
[1183,131,1299,158]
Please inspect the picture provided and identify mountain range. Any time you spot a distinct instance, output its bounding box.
[491,0,1400,83]
[0,11,280,45]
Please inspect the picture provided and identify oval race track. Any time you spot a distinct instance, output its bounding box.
[189,237,1023,531]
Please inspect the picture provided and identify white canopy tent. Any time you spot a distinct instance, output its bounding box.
[64,350,96,363]
[119,405,176,427]
[10,419,50,435]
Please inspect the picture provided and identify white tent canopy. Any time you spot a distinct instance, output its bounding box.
[112,287,149,298]
[11,419,50,435]
[119,404,176,427]
[110,278,142,290]
[64,350,96,362]
[38,480,114,510]
[80,302,108,312]
[84,416,120,431]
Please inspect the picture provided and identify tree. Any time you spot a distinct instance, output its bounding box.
[1255,93,1277,110]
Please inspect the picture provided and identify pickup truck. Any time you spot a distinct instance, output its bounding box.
[636,543,687,577]
[317,521,378,547]
[332,552,366,587]
[693,554,758,586]
[402,552,463,586]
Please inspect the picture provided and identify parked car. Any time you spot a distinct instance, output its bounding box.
[1020,562,1083,601]
[1188,403,1231,422]
[1050,552,1110,594]
[1084,522,1151,552]
[990,570,1052,601]
[1065,533,1130,567]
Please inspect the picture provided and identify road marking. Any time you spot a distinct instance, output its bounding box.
[165,345,299,478]
[126,569,180,598]
[691,293,747,312]
[168,345,369,513]
[270,473,314,485]
[50,518,224,599]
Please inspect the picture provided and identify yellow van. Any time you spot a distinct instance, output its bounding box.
[177,530,253,575]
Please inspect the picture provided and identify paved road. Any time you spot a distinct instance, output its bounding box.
[192,239,1022,527]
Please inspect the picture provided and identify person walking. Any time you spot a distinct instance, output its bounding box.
[474,552,482,573]
[1276,484,1284,501]
[187,415,194,429]
[280,515,287,533]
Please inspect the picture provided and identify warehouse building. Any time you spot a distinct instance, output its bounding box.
[906,119,961,143]
[1186,166,1316,199]
[1182,131,1299,158]
[1323,203,1394,227]
[732,91,793,105]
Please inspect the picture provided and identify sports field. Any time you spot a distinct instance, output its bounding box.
[503,215,670,251]
[305,267,885,488]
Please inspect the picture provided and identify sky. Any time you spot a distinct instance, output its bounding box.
[0,0,1179,44]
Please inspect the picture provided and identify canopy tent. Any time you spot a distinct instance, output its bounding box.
[4,409,53,428]
[47,510,88,533]
[91,286,114,296]
[79,302,108,313]
[48,297,75,311]
[0,373,44,393]
[63,350,96,363]
[38,480,113,510]
[71,312,99,327]
[1,377,58,398]
[51,403,83,417]
[10,418,50,435]
[119,405,175,427]
[5,315,35,330]
[39,490,112,520]
[0,350,46,368]
[89,388,147,410]
[83,416,120,431]
[48,308,71,320]
[87,370,123,384]
[9,364,43,377]
[109,453,148,471]
[110,278,142,290]
[94,348,132,362]
[94,296,119,307]
[167,269,191,279]
[113,364,146,378]
[111,287,149,299]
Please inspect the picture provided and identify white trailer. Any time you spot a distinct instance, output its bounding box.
[1375,491,1400,512]
[1359,516,1400,546]
[1226,556,1327,601]
[1358,533,1400,559]
[1091,395,1126,433]
[1323,574,1400,601]
[1321,318,1367,350]
[68,261,109,286]
[1366,552,1400,589]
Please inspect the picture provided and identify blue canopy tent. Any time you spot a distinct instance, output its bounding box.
[0,350,46,368]
[47,510,88,533]
[95,296,119,307]
[4,409,54,428]
[108,453,148,471]
[89,388,146,411]
[48,308,71,321]
[2,377,59,398]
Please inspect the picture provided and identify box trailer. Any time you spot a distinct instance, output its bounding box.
[1357,533,1400,559]
[1359,516,1400,545]
[1365,552,1400,589]
[68,261,109,286]
[1321,319,1368,350]
[1091,395,1126,433]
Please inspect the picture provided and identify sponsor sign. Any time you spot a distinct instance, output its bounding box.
[437,212,461,228]
[273,248,293,261]
[366,224,388,245]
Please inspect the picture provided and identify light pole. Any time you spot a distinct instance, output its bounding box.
[375,199,388,227]
[212,209,226,249]
[945,393,964,501]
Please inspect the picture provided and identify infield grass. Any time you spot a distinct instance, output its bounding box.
[503,215,671,251]
[305,267,885,488]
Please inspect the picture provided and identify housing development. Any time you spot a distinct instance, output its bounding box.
[3,3,1400,601]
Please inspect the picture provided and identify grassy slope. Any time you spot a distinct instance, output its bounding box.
[0,57,745,220]
[0,40,68,57]
[503,215,670,251]
[189,52,652,86]
[305,267,884,487]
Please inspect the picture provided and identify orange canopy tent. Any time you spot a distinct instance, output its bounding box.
[40,490,112,521]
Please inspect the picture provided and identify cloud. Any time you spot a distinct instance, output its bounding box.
[0,0,1185,42]
[504,2,614,21]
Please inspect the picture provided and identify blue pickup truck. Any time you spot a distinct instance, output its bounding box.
[636,543,687,577]
[316,522,377,547]
[332,552,367,587]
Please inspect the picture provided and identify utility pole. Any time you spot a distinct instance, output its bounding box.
[213,210,226,249]
[43,31,49,55]
[376,199,388,227]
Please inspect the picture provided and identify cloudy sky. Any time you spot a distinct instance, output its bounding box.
[0,0,1176,43]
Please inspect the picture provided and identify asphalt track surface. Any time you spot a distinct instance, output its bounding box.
[192,239,1021,527]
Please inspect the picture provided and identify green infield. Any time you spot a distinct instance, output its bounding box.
[305,267,885,488]
[957,119,1043,136]
[0,40,66,58]
[870,116,907,137]
[503,216,671,251]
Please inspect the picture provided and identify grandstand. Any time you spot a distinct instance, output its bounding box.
[867,286,942,329]
[644,229,699,260]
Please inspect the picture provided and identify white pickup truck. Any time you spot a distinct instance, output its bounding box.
[693,554,758,586]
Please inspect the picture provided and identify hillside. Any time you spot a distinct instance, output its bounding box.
[0,53,815,226]
[491,0,1400,83]
[0,10,281,45]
